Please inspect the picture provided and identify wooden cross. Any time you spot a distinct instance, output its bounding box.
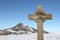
[28,6,52,40]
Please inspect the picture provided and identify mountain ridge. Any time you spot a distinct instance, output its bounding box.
[0,23,49,35]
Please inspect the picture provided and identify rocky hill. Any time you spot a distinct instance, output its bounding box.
[0,23,49,35]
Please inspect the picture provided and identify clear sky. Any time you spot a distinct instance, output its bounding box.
[0,0,60,32]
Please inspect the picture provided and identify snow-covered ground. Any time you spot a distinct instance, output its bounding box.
[0,33,60,40]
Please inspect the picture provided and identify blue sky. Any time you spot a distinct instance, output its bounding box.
[0,0,60,32]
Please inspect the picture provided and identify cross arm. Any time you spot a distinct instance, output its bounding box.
[28,14,39,20]
[45,14,52,19]
[28,14,34,20]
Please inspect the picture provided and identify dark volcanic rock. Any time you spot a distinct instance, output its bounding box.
[0,30,12,35]
[11,23,29,31]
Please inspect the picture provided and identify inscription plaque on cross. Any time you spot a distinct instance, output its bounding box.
[28,6,52,40]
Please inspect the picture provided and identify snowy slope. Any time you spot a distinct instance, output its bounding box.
[0,33,60,40]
